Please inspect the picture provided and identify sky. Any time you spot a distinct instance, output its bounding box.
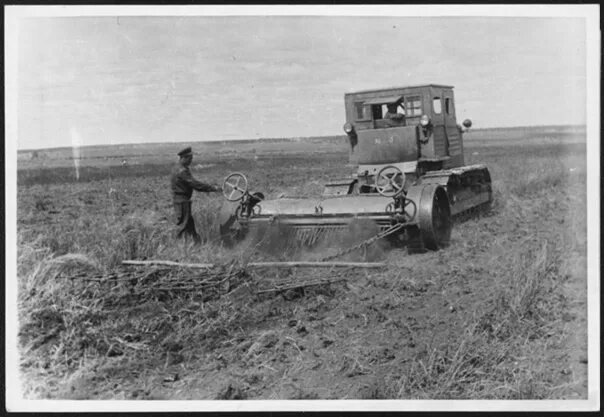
[12,10,589,149]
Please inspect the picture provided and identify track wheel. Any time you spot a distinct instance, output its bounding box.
[416,184,452,250]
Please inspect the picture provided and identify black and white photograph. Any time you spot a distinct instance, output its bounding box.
[5,4,600,412]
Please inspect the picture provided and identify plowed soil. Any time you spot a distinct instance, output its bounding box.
[16,127,589,400]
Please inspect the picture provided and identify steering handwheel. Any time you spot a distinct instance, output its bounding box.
[222,172,249,201]
[375,165,406,197]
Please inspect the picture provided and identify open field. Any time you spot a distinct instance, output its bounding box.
[15,125,588,400]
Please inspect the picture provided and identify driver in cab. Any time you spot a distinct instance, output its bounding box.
[383,102,405,126]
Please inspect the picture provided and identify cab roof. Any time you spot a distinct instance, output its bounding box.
[345,84,454,96]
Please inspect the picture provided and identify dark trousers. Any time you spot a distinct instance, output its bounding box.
[174,201,201,244]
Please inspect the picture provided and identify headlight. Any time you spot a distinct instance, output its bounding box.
[343,122,354,134]
[420,115,431,127]
[462,119,472,128]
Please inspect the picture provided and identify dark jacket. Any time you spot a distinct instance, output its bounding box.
[383,111,405,127]
[170,163,217,203]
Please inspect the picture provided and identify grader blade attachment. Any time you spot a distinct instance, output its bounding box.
[292,225,343,247]
[243,213,395,251]
[220,168,452,256]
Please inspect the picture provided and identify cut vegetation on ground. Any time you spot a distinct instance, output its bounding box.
[15,126,588,399]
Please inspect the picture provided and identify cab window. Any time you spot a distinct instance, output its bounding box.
[354,101,366,120]
[372,103,405,119]
[405,96,422,116]
[372,105,384,120]
[433,97,442,114]
[445,97,453,115]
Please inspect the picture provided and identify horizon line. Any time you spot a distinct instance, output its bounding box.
[17,123,587,153]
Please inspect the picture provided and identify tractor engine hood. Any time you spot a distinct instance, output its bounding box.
[350,125,419,165]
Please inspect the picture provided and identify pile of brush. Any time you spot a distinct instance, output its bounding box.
[17,252,259,388]
[17,250,371,396]
[20,254,252,311]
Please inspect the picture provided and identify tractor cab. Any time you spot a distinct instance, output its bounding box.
[335,84,469,196]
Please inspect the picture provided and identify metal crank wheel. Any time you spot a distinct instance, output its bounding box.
[402,197,417,220]
[222,172,249,201]
[375,165,406,197]
[416,184,452,250]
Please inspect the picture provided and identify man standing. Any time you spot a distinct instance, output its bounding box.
[170,146,221,244]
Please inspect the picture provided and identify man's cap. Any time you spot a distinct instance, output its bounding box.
[177,146,192,157]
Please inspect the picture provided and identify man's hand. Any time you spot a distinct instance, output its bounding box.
[214,185,223,192]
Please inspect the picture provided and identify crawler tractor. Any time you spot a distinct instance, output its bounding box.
[220,84,492,253]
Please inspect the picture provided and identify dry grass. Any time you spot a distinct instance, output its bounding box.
[395,241,564,399]
[15,127,587,399]
[16,244,265,398]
